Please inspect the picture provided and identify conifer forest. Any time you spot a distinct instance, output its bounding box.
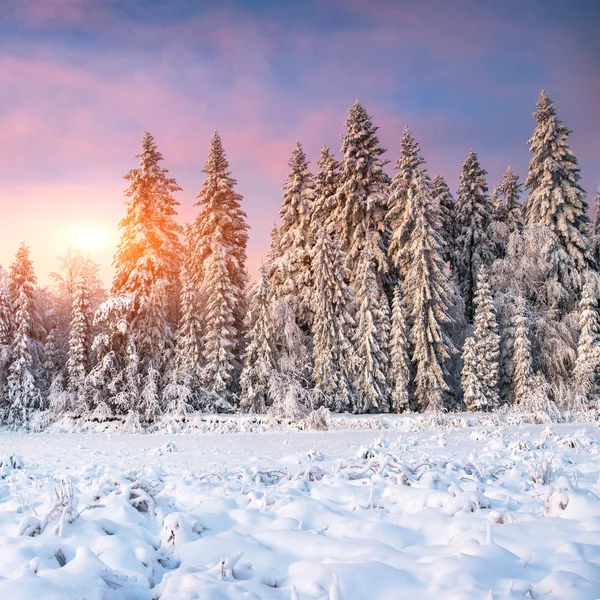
[2,90,599,428]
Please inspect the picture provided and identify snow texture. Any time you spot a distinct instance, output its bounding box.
[1,422,600,599]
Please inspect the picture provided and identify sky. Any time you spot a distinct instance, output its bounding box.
[0,0,598,286]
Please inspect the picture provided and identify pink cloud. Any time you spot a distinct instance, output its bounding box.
[7,0,114,28]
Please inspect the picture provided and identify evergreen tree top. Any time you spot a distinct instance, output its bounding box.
[498,166,523,211]
[534,90,553,119]
[10,244,37,291]
[113,132,183,297]
[395,125,426,179]
[456,150,489,215]
[432,173,451,190]
[196,130,245,212]
[125,131,182,202]
[202,130,229,175]
[457,149,489,208]
[190,131,249,289]
[432,174,454,211]
[316,146,339,174]
[340,100,387,161]
[282,141,313,209]
[525,91,583,195]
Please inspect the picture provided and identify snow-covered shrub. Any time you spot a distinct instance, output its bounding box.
[304,406,331,430]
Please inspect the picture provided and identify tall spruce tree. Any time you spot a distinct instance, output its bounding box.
[112,132,182,378]
[389,284,411,413]
[66,275,92,395]
[0,279,14,391]
[240,265,277,414]
[472,267,500,409]
[511,298,534,405]
[404,173,460,411]
[497,166,524,235]
[42,322,62,394]
[0,280,13,347]
[7,244,44,421]
[202,245,237,404]
[190,131,249,344]
[333,101,389,281]
[136,280,172,374]
[388,127,427,278]
[113,132,182,309]
[432,174,458,273]
[311,229,356,412]
[573,281,600,404]
[491,167,524,260]
[271,142,314,328]
[524,91,589,271]
[461,336,483,411]
[311,146,340,234]
[173,264,203,386]
[265,223,283,282]
[353,245,391,413]
[591,185,600,270]
[455,149,493,321]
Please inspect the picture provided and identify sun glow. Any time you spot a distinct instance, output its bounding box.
[68,225,111,253]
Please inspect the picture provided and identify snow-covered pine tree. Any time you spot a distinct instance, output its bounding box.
[112,132,183,373]
[388,126,427,278]
[66,275,92,396]
[496,296,517,406]
[239,265,277,413]
[0,279,14,347]
[590,185,600,270]
[432,174,458,273]
[490,167,524,260]
[136,279,172,375]
[189,130,249,347]
[7,244,44,422]
[0,278,14,395]
[461,336,483,411]
[573,281,600,405]
[497,166,524,236]
[162,263,203,417]
[310,229,356,412]
[113,132,182,301]
[202,245,236,406]
[455,149,494,321]
[42,322,62,395]
[524,91,590,272]
[353,244,391,413]
[389,284,411,412]
[311,146,340,234]
[270,142,314,328]
[333,101,390,282]
[472,267,500,409]
[173,264,202,387]
[86,294,139,417]
[264,223,282,282]
[511,298,534,405]
[405,173,460,411]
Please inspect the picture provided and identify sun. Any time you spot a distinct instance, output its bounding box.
[68,225,110,252]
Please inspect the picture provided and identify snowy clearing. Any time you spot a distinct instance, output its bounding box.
[1,423,600,599]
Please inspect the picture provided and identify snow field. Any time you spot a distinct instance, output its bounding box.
[0,424,599,599]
